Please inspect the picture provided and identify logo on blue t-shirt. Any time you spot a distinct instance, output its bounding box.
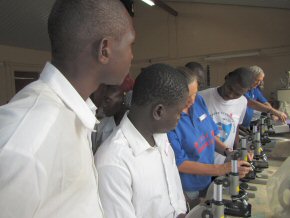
[212,111,236,143]
[217,122,232,142]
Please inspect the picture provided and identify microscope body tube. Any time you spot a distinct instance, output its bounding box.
[252,125,258,134]
[241,138,248,161]
[254,132,261,156]
[267,113,274,128]
[260,118,266,135]
[229,158,240,196]
[248,125,258,142]
[212,179,224,218]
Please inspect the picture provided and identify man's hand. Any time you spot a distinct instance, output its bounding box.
[237,160,251,178]
[271,114,279,122]
[272,109,287,123]
[224,148,234,163]
[224,147,234,157]
[277,111,287,123]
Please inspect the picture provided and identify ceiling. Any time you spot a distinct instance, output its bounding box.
[164,0,290,9]
[0,0,290,51]
[0,0,54,51]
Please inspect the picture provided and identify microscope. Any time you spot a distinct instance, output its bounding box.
[203,151,254,217]
[265,113,275,133]
[186,178,224,218]
[260,116,272,145]
[249,127,269,169]
[239,137,256,182]
[222,151,252,217]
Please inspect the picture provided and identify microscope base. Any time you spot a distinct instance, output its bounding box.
[253,160,269,169]
[240,171,256,182]
[240,182,257,192]
[261,137,271,145]
[224,199,252,217]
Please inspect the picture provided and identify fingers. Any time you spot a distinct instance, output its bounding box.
[277,112,287,123]
[239,160,251,167]
[237,160,251,178]
[281,112,287,123]
[272,115,279,121]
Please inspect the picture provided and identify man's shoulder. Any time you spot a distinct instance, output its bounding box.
[9,80,63,109]
[238,95,248,104]
[199,87,216,98]
[253,87,264,96]
[199,88,217,105]
[195,94,208,106]
[95,128,130,167]
[0,84,68,152]
[199,87,215,94]
[4,84,66,124]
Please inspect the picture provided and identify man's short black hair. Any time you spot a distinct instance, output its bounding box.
[48,0,130,61]
[226,67,254,88]
[132,64,188,106]
[185,61,204,72]
[185,61,205,87]
[177,67,199,86]
[120,0,134,17]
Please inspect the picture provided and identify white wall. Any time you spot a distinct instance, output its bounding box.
[131,2,290,99]
[0,45,50,105]
[1,2,290,105]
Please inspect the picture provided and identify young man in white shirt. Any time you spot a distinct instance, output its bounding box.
[96,64,189,218]
[95,75,134,151]
[0,1,135,218]
[199,67,254,164]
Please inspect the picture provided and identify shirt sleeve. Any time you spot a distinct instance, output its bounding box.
[98,165,137,218]
[239,98,248,124]
[244,91,251,100]
[165,142,187,216]
[209,115,219,136]
[199,95,219,136]
[0,149,46,218]
[167,131,189,167]
[255,88,268,103]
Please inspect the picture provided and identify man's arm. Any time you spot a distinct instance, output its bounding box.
[177,136,250,177]
[98,165,136,218]
[0,150,45,218]
[168,131,229,176]
[248,99,287,122]
[234,126,240,150]
[214,136,232,155]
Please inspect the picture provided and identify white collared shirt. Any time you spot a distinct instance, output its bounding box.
[95,113,186,218]
[0,62,104,218]
[95,116,116,147]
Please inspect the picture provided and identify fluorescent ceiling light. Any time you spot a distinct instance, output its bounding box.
[142,0,155,6]
[204,51,259,61]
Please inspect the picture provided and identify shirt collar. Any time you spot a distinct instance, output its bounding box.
[86,98,100,124]
[39,62,97,130]
[120,113,166,156]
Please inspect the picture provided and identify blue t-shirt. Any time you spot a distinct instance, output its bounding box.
[167,94,219,192]
[242,87,268,127]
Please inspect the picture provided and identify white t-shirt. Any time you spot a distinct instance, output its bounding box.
[95,113,186,218]
[0,62,104,218]
[199,87,247,164]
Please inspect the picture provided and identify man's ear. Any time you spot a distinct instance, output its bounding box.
[96,37,112,64]
[152,104,165,121]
